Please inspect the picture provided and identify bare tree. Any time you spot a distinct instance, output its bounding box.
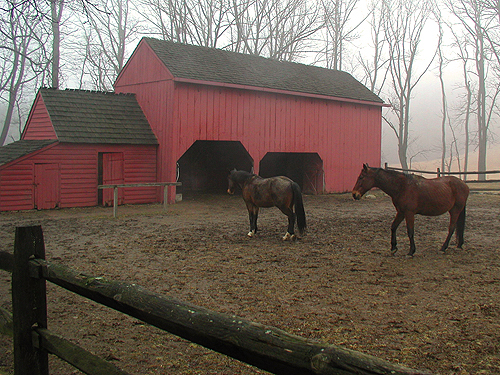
[138,0,232,48]
[317,0,365,70]
[436,14,448,174]
[185,0,233,47]
[447,0,499,179]
[78,0,139,90]
[357,0,389,95]
[0,0,50,145]
[382,0,437,170]
[50,0,64,88]
[228,0,322,61]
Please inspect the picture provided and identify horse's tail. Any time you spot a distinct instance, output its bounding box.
[292,182,306,235]
[456,205,466,248]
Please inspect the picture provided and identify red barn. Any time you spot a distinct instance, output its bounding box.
[1,37,384,210]
[0,89,158,211]
[114,38,384,201]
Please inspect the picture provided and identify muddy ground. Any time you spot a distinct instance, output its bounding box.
[0,191,499,374]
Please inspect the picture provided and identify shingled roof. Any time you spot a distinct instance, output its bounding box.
[0,139,57,166]
[39,88,158,145]
[143,37,383,104]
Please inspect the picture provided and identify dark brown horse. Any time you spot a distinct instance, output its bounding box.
[227,169,306,240]
[352,164,469,256]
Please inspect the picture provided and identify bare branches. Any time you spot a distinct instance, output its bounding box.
[381,0,437,169]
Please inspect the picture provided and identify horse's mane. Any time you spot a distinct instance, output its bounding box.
[372,167,421,181]
[230,170,255,183]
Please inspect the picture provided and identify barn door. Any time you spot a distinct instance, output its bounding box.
[101,152,124,206]
[34,163,60,210]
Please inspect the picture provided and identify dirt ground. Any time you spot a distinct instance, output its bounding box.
[0,191,499,375]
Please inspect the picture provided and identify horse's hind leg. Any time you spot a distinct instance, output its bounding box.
[391,211,404,255]
[405,213,416,257]
[280,206,296,241]
[456,207,466,248]
[441,207,461,252]
[246,204,259,237]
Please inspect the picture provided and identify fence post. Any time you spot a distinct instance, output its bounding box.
[113,187,118,218]
[437,168,441,177]
[12,226,48,375]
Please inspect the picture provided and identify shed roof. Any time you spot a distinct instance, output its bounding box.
[0,139,57,166]
[142,37,383,104]
[38,88,158,145]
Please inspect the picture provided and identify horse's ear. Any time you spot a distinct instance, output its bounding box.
[363,163,369,171]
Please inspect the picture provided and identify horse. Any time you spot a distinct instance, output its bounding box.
[352,164,469,257]
[227,169,306,240]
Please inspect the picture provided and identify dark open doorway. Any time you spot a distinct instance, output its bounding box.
[259,152,324,194]
[177,140,253,195]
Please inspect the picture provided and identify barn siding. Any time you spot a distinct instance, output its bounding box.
[22,96,58,140]
[169,83,381,192]
[0,144,157,211]
[116,70,176,193]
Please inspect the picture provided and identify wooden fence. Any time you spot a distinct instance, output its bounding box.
[97,182,182,217]
[0,226,430,375]
[384,163,500,191]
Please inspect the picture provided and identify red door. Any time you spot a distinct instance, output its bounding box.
[102,153,124,206]
[34,163,60,209]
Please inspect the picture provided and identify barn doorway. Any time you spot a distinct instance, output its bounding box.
[177,140,253,195]
[259,152,324,194]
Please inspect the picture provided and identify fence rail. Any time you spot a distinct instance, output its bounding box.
[97,182,181,217]
[0,226,430,375]
[384,164,500,191]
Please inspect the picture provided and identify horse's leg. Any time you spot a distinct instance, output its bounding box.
[254,207,259,234]
[390,211,404,255]
[405,213,416,257]
[440,207,461,252]
[279,205,296,241]
[456,206,466,249]
[246,203,258,237]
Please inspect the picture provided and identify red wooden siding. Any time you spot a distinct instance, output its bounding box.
[0,144,157,211]
[115,42,173,87]
[102,152,125,206]
[116,78,381,196]
[22,96,58,140]
[168,83,381,192]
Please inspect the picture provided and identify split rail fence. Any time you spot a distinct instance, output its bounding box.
[384,163,500,192]
[0,226,430,375]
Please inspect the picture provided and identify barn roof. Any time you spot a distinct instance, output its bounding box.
[143,37,383,104]
[0,139,57,166]
[38,88,158,145]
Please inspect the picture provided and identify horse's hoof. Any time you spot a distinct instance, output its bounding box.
[406,254,414,258]
[282,232,291,241]
[247,231,255,237]
[291,234,297,241]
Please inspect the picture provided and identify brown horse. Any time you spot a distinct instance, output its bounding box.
[227,169,306,240]
[352,164,469,256]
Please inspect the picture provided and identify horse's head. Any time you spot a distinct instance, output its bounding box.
[227,169,238,195]
[352,164,376,200]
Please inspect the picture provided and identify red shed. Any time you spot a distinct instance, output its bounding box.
[114,38,384,201]
[0,89,158,211]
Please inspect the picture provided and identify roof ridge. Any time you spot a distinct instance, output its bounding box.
[40,87,135,96]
